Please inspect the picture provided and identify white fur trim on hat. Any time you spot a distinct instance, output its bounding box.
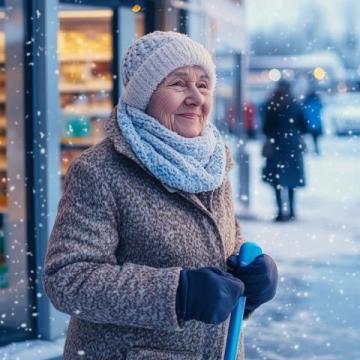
[121,31,216,111]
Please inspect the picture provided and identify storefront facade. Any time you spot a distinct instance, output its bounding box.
[0,0,247,354]
[1,0,156,347]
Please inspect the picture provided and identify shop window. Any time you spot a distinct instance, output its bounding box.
[58,8,114,179]
[58,6,145,182]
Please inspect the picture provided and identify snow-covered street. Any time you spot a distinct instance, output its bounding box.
[236,135,360,359]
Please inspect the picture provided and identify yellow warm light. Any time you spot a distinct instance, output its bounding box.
[132,4,142,13]
[313,67,326,80]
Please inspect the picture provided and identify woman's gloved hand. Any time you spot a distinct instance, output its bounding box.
[176,267,245,324]
[226,254,278,318]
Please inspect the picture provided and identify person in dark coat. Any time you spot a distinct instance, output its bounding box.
[262,80,307,222]
[303,90,323,155]
[42,31,278,360]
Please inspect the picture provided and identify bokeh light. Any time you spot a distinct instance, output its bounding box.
[131,4,142,13]
[268,68,281,81]
[313,66,326,80]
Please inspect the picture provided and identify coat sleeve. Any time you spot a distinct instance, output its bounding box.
[42,159,182,331]
[262,105,273,137]
[297,103,308,134]
[233,218,244,255]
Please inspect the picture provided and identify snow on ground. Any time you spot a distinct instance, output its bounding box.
[0,337,64,360]
[233,135,360,360]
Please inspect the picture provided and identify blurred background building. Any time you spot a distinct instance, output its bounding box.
[246,0,360,138]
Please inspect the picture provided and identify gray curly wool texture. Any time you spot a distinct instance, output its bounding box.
[42,108,245,359]
[121,31,217,110]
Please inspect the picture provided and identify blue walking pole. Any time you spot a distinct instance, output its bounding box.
[224,242,263,360]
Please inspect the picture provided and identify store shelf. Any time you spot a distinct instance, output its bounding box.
[61,136,103,149]
[60,54,112,62]
[63,107,112,118]
[59,10,113,20]
[59,80,112,93]
[58,9,115,182]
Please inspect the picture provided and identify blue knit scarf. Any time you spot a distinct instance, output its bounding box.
[117,99,226,193]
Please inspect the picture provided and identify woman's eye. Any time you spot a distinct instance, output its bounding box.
[171,81,185,87]
[198,82,208,89]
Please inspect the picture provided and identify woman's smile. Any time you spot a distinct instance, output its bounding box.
[177,112,200,119]
[176,113,201,123]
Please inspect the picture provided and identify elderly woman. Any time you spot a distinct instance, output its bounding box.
[43,31,277,360]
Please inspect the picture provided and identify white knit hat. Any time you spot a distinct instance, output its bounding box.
[121,31,216,111]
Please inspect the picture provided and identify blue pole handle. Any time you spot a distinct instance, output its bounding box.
[224,242,263,360]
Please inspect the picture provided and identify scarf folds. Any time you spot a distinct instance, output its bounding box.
[116,100,226,193]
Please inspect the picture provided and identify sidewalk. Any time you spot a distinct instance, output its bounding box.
[0,337,64,360]
[235,136,360,359]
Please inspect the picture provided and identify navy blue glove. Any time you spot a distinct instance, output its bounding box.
[176,267,245,324]
[227,254,278,318]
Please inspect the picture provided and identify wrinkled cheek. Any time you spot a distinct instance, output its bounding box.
[155,100,175,125]
[201,116,208,130]
[203,102,212,125]
[158,112,175,130]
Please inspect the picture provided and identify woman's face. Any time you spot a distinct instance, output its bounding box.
[146,66,213,138]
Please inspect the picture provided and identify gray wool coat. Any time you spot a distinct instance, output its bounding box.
[42,107,244,360]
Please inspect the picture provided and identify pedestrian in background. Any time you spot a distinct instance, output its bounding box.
[262,79,307,222]
[303,89,324,155]
[42,31,278,360]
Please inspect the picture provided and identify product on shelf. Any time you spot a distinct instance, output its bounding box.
[0,71,5,90]
[60,63,90,83]
[63,115,91,138]
[0,134,6,147]
[0,33,4,55]
[90,61,112,80]
[0,213,8,289]
[92,118,106,140]
[58,31,112,59]
[0,175,7,207]
[64,93,112,114]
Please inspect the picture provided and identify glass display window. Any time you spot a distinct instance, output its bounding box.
[58,6,145,180]
[58,7,114,178]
